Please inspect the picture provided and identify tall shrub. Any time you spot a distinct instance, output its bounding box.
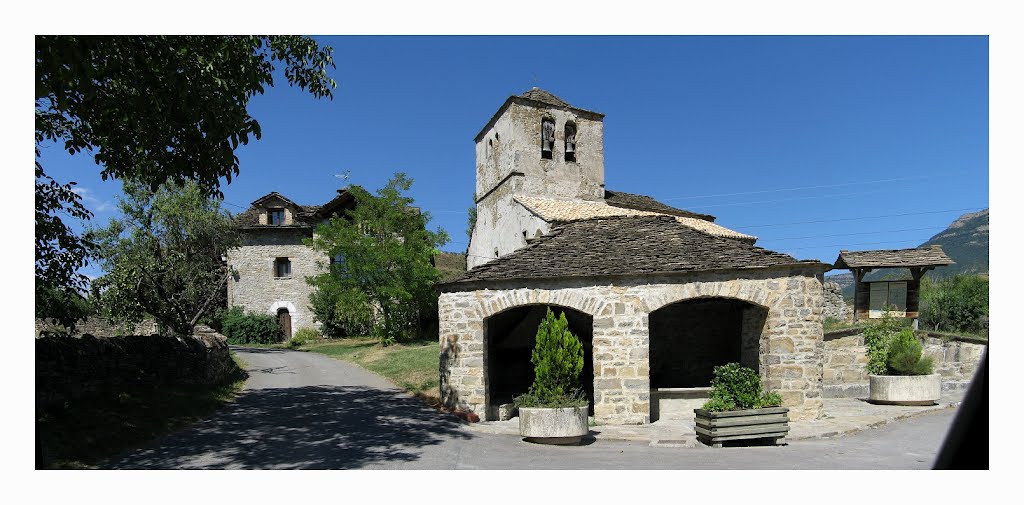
[220,307,282,344]
[514,308,586,408]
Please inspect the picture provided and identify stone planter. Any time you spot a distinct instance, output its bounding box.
[694,406,789,447]
[519,406,589,445]
[868,374,941,405]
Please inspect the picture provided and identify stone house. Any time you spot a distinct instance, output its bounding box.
[227,189,356,338]
[439,88,832,425]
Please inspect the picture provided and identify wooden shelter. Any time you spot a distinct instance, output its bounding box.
[833,245,954,327]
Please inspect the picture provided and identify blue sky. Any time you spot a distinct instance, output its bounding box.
[40,36,988,279]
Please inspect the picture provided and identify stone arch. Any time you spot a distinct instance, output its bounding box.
[269,300,297,315]
[474,289,598,321]
[481,301,595,421]
[648,295,770,388]
[643,281,773,314]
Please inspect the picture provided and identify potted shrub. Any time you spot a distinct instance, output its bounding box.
[693,363,789,447]
[865,313,939,405]
[513,308,590,445]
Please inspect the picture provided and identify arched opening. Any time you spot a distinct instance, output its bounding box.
[483,305,594,421]
[540,118,555,159]
[648,297,767,421]
[277,307,292,340]
[564,122,577,162]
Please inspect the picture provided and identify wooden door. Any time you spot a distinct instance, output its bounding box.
[277,308,291,340]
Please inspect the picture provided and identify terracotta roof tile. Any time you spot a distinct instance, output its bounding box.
[514,195,756,242]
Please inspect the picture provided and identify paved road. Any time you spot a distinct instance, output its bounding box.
[105,347,958,469]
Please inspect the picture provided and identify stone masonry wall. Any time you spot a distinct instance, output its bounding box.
[227,229,325,337]
[439,267,826,424]
[822,281,850,322]
[822,330,986,397]
[35,326,242,412]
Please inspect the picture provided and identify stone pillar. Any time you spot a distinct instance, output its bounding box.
[438,292,487,415]
[762,276,825,421]
[592,300,650,425]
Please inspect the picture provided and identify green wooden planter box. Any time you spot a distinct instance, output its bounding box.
[693,406,790,447]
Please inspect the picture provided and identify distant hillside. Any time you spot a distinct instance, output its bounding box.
[434,252,467,282]
[919,208,988,278]
[825,208,988,298]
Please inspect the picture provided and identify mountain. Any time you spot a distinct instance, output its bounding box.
[825,208,989,298]
[918,208,988,278]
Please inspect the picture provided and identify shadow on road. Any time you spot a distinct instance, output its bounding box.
[104,385,472,469]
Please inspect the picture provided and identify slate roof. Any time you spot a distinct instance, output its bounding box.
[520,87,572,108]
[446,215,824,286]
[233,205,322,228]
[513,195,757,243]
[604,189,716,221]
[834,245,955,269]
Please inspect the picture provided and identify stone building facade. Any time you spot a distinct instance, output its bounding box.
[441,89,831,425]
[227,191,355,338]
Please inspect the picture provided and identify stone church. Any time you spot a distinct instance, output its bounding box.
[440,88,831,425]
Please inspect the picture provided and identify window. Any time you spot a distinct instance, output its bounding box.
[274,257,292,278]
[868,281,908,318]
[541,118,555,159]
[268,208,285,225]
[564,123,577,162]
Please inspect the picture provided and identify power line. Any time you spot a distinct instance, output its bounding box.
[655,171,970,202]
[693,188,891,209]
[760,225,948,242]
[779,237,935,252]
[734,207,985,229]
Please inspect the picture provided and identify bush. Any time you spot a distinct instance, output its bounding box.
[514,308,587,409]
[220,307,281,344]
[701,363,781,412]
[886,329,935,376]
[863,311,933,376]
[286,327,319,349]
[920,275,988,335]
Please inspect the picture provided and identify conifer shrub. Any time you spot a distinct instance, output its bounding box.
[513,308,588,409]
[863,311,934,376]
[701,363,783,412]
[886,330,935,376]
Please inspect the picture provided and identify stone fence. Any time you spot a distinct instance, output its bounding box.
[35,325,243,411]
[822,328,987,397]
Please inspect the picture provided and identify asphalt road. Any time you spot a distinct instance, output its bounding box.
[103,347,958,470]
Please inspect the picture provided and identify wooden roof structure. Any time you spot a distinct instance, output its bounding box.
[833,245,954,270]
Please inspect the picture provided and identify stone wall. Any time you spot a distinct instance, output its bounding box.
[822,281,850,322]
[822,329,986,397]
[439,267,826,424]
[35,326,242,411]
[35,317,159,338]
[227,228,324,337]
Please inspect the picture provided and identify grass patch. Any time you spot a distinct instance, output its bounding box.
[37,355,247,469]
[301,337,440,404]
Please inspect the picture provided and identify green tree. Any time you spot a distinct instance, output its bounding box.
[919,274,989,334]
[305,174,449,345]
[36,35,336,330]
[88,180,240,336]
[528,309,585,403]
[466,193,477,240]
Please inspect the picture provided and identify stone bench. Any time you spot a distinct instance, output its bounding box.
[651,387,712,422]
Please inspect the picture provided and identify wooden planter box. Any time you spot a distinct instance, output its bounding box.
[694,406,789,447]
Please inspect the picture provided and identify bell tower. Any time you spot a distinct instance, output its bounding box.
[467,89,606,268]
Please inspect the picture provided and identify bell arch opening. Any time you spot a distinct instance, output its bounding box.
[483,304,594,421]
